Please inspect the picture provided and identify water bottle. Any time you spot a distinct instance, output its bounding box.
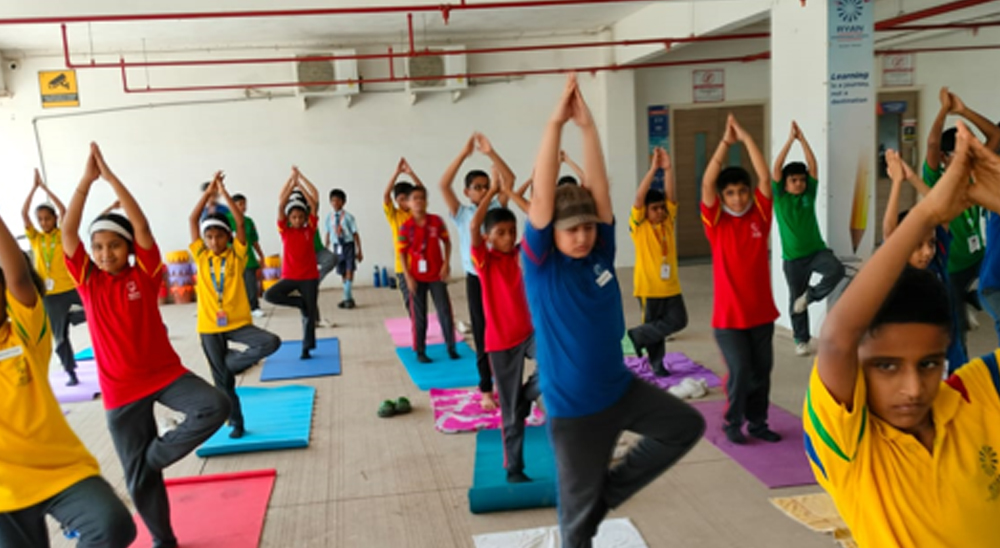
[373,265,381,288]
[381,267,390,288]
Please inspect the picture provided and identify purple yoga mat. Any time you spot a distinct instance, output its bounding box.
[625,353,722,390]
[49,359,101,404]
[384,314,464,348]
[691,400,815,489]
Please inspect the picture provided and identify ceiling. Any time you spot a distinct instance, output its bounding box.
[0,2,656,56]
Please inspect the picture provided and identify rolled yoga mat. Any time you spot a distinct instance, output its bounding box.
[468,426,558,514]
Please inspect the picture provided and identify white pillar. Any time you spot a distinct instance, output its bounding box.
[770,0,875,335]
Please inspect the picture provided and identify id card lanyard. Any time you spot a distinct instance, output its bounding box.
[963,207,982,253]
[40,232,57,289]
[210,257,228,325]
[653,222,671,280]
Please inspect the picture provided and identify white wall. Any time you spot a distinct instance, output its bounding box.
[0,37,642,283]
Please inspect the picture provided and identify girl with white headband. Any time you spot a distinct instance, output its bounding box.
[20,169,86,387]
[264,167,321,359]
[62,143,229,548]
[189,173,281,439]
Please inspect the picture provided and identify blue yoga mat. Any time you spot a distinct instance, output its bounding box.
[395,342,480,390]
[468,426,558,514]
[74,348,94,361]
[260,338,341,382]
[196,385,315,457]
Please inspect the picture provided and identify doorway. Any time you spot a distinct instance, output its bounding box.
[874,90,921,244]
[673,105,767,259]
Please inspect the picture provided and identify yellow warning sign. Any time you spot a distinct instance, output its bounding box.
[39,70,80,108]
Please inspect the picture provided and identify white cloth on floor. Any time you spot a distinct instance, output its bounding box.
[473,518,648,548]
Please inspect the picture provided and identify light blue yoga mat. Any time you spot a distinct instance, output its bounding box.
[196,385,315,457]
[395,342,480,390]
[468,427,558,514]
[74,347,94,361]
[260,338,341,382]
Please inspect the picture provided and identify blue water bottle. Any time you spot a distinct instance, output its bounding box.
[381,267,390,288]
[373,265,381,288]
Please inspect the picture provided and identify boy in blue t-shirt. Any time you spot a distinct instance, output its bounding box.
[521,74,704,548]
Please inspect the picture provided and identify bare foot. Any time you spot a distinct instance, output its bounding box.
[481,392,498,412]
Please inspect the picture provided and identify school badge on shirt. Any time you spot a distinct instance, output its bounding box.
[0,346,31,386]
[594,264,613,288]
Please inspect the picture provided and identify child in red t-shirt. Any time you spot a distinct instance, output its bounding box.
[700,115,781,445]
[62,143,229,548]
[470,166,540,483]
[399,186,459,363]
[264,167,321,359]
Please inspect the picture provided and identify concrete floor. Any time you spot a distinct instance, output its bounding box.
[49,263,1000,547]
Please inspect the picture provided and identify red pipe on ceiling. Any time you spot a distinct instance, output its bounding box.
[875,0,1000,30]
[119,51,770,94]
[876,43,1000,54]
[0,0,650,25]
[880,21,1000,32]
[61,23,769,70]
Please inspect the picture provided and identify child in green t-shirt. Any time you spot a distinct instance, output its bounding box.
[229,193,266,318]
[771,122,845,357]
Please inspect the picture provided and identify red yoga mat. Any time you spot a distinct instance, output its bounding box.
[130,469,276,548]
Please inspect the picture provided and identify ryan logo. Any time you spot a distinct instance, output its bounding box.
[982,446,1000,502]
[750,222,763,240]
[127,280,141,301]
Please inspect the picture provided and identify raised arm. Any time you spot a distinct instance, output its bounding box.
[796,123,819,179]
[702,121,737,208]
[634,148,661,209]
[476,133,513,208]
[529,76,576,229]
[662,148,677,204]
[353,229,363,264]
[951,91,1000,152]
[92,144,155,251]
[516,176,532,199]
[384,159,404,207]
[470,169,500,249]
[0,212,37,309]
[190,177,218,244]
[733,115,771,199]
[21,175,39,230]
[903,160,930,198]
[882,150,906,240]
[217,175,246,245]
[573,82,612,223]
[560,150,587,187]
[439,135,475,217]
[293,167,320,214]
[819,123,978,406]
[772,123,797,183]
[400,159,424,189]
[277,172,297,222]
[926,87,951,171]
[63,149,101,257]
[36,173,68,223]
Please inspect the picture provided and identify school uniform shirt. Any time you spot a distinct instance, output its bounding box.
[226,213,261,270]
[471,240,533,352]
[771,176,827,260]
[521,220,631,419]
[451,198,501,276]
[326,209,358,247]
[629,202,681,298]
[190,239,252,334]
[701,189,779,330]
[979,211,1000,292]
[927,228,970,370]
[25,226,75,295]
[278,215,319,281]
[384,202,412,274]
[398,215,449,283]
[925,162,984,274]
[0,289,100,512]
[65,243,187,410]
[803,354,1000,548]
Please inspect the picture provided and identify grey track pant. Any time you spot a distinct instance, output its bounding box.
[200,324,282,428]
[488,335,540,474]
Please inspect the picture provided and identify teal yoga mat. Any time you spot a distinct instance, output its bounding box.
[468,427,558,514]
[74,347,94,361]
[196,385,315,457]
[260,338,340,381]
[395,342,480,390]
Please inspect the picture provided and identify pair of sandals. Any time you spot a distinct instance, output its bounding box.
[378,397,412,418]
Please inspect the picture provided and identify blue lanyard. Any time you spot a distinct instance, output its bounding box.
[210,257,226,305]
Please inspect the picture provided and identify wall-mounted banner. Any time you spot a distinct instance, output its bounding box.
[39,70,80,108]
[647,105,670,190]
[828,0,874,256]
[881,53,914,87]
[693,69,724,103]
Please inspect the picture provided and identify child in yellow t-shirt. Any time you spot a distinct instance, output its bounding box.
[809,124,1000,548]
[626,147,686,376]
[383,158,424,316]
[189,174,281,439]
[0,208,135,547]
[21,169,86,386]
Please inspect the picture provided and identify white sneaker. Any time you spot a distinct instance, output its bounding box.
[967,307,980,331]
[252,309,266,319]
[793,292,810,314]
[687,378,709,399]
[317,318,334,328]
[795,341,811,357]
[668,378,703,399]
[457,321,473,335]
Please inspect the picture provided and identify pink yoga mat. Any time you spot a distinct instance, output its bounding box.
[48,359,100,404]
[430,388,546,434]
[691,400,815,489]
[384,314,464,348]
[625,353,722,390]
